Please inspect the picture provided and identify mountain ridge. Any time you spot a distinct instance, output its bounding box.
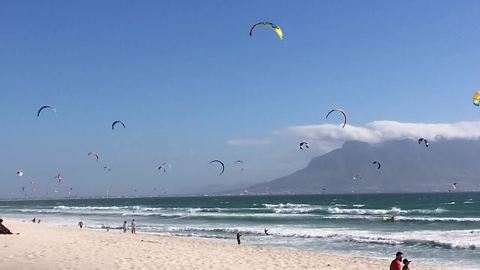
[238,139,480,194]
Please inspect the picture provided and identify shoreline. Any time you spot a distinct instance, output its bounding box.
[0,218,453,270]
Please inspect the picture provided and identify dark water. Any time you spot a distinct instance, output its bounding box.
[1,193,479,269]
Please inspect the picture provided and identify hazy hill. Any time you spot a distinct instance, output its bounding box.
[242,139,480,194]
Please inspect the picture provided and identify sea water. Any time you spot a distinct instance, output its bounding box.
[1,193,479,269]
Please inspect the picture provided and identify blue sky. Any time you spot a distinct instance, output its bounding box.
[1,1,480,198]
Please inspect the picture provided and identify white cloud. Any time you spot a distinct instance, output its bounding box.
[226,138,272,146]
[228,121,480,154]
[281,121,480,144]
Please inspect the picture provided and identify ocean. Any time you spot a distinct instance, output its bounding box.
[1,193,479,269]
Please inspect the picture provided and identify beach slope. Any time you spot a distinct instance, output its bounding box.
[0,220,447,270]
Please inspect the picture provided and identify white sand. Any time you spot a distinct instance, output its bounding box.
[0,219,451,270]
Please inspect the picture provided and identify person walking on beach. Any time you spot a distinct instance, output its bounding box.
[402,259,411,270]
[390,251,403,270]
[78,221,83,229]
[122,220,127,233]
[236,232,242,245]
[131,219,136,234]
[32,217,36,223]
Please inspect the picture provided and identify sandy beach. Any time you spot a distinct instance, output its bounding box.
[0,219,451,270]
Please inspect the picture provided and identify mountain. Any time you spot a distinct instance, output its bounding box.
[243,139,480,194]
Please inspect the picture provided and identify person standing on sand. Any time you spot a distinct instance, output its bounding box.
[390,251,403,270]
[131,219,136,234]
[78,221,83,229]
[122,220,127,233]
[236,232,242,245]
[402,259,411,270]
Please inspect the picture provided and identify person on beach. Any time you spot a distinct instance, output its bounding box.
[236,232,242,245]
[37,219,41,224]
[32,217,36,223]
[390,251,403,270]
[131,219,136,234]
[402,259,411,270]
[78,221,83,229]
[0,219,13,234]
[123,220,127,233]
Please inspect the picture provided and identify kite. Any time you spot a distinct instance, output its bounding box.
[474,91,480,106]
[249,22,284,40]
[112,120,126,130]
[299,142,309,150]
[326,109,347,128]
[158,162,172,173]
[373,161,381,170]
[88,152,99,162]
[210,159,225,176]
[54,173,64,183]
[234,160,245,171]
[418,138,429,147]
[16,171,24,177]
[37,105,56,117]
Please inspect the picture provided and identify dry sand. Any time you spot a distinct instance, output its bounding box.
[0,219,451,270]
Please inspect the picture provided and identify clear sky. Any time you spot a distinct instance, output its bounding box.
[1,1,480,198]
